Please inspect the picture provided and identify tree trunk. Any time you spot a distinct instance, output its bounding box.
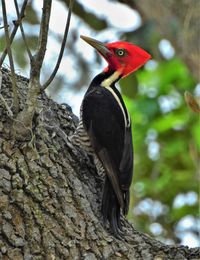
[0,68,199,259]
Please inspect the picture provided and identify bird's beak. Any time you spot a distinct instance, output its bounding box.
[80,35,112,57]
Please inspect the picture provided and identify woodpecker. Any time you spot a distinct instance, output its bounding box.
[70,35,151,237]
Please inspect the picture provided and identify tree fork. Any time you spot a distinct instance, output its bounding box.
[13,0,52,140]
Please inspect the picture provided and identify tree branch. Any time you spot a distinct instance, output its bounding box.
[32,0,52,78]
[1,0,19,115]
[13,0,33,61]
[0,0,28,67]
[61,0,108,31]
[14,0,52,140]
[41,0,74,92]
[184,91,200,113]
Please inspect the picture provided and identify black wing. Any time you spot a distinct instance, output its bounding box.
[82,86,133,236]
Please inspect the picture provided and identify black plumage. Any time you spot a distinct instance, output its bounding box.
[82,71,134,237]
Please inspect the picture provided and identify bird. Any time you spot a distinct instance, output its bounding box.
[69,35,151,237]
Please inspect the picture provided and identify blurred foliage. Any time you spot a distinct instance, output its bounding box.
[0,0,199,245]
[24,2,39,25]
[62,0,108,31]
[122,58,199,243]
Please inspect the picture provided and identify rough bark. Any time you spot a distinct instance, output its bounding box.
[0,69,199,259]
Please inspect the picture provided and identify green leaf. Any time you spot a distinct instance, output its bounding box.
[151,112,187,132]
[120,73,138,99]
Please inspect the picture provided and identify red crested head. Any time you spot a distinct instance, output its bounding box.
[81,35,151,78]
[105,41,151,77]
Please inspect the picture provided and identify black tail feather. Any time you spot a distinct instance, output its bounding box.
[101,177,124,238]
[123,190,130,215]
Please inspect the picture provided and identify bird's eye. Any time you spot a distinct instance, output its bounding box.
[116,49,126,57]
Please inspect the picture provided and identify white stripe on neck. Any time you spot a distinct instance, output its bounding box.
[101,71,130,127]
[101,71,121,88]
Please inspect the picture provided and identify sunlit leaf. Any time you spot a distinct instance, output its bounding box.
[171,205,198,222]
[150,112,187,132]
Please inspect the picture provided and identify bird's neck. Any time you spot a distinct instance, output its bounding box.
[87,69,130,128]
[89,69,122,90]
[100,70,122,88]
